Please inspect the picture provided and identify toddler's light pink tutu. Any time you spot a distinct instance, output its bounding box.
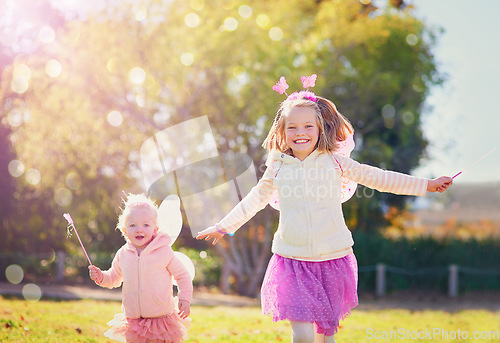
[104,310,190,343]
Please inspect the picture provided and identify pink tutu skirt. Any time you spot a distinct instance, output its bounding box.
[104,311,190,343]
[261,253,358,336]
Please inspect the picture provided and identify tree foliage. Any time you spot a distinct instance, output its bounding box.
[0,0,443,295]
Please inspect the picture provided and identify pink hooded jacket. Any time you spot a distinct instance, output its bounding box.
[99,232,193,319]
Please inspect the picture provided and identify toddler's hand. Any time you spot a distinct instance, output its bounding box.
[427,176,453,193]
[88,265,103,284]
[178,300,191,319]
[196,226,225,245]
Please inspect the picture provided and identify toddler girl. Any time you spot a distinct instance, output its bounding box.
[197,75,452,343]
[89,193,192,343]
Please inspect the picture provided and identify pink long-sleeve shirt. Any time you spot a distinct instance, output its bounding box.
[217,150,428,260]
[99,232,193,319]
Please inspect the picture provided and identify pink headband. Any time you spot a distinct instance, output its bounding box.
[273,74,317,102]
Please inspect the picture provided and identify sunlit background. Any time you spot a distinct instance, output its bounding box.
[1,0,500,303]
[414,0,500,183]
[4,0,499,184]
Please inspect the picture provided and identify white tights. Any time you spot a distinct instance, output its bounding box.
[290,321,335,343]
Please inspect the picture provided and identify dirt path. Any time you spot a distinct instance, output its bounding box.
[1,282,499,312]
[0,282,259,307]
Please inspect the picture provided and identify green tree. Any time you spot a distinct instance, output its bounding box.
[0,0,72,255]
[302,1,443,230]
[0,125,15,232]
[1,0,443,295]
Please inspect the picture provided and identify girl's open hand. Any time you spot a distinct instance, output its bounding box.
[178,300,191,319]
[88,265,103,284]
[196,226,224,245]
[427,176,453,193]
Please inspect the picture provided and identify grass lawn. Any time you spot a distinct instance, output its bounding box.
[1,295,499,342]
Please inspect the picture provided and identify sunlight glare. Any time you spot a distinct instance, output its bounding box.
[7,109,24,127]
[412,83,423,93]
[222,0,236,10]
[11,64,31,94]
[180,53,194,66]
[146,78,161,96]
[402,111,414,125]
[136,94,145,107]
[11,78,29,94]
[256,14,270,28]
[269,27,283,41]
[223,17,238,31]
[106,57,117,73]
[382,104,395,119]
[54,187,72,206]
[129,67,146,84]
[134,5,147,21]
[107,110,123,127]
[8,160,25,177]
[382,104,395,129]
[153,109,171,126]
[66,171,82,190]
[406,33,419,46]
[185,13,200,28]
[5,264,24,285]
[13,63,31,79]
[238,5,252,19]
[232,66,246,77]
[101,166,115,177]
[41,249,56,266]
[0,27,18,47]
[22,283,42,302]
[45,59,62,78]
[25,168,41,185]
[190,0,204,11]
[39,26,55,43]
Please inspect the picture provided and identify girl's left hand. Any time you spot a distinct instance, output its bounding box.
[178,300,191,319]
[196,226,224,245]
[427,176,453,193]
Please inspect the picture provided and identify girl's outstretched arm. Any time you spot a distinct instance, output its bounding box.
[427,176,453,193]
[197,161,278,241]
[334,154,440,196]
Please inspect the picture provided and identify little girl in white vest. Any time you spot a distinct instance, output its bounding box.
[197,75,452,343]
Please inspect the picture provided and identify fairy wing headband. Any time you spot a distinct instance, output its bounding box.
[273,74,318,102]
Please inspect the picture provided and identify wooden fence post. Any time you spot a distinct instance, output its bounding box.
[448,264,459,297]
[56,251,65,283]
[219,263,230,294]
[376,263,386,297]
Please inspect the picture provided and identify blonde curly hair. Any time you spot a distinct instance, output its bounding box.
[116,193,159,237]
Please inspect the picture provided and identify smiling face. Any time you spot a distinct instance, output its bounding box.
[285,106,320,161]
[124,206,158,251]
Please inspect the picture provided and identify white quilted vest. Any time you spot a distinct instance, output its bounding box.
[268,150,354,259]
